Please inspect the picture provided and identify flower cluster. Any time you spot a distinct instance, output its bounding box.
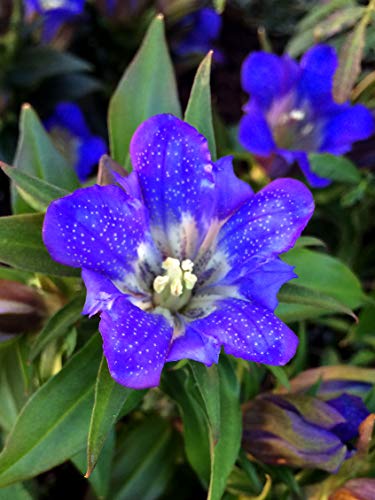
[43,114,314,389]
[239,45,374,187]
[45,102,107,182]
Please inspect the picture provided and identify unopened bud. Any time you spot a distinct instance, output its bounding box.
[0,279,46,336]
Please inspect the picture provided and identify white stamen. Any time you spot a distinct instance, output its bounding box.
[153,257,198,297]
[289,109,305,121]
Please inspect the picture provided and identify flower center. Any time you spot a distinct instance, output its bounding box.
[153,257,197,312]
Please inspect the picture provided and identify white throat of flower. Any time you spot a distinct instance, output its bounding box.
[153,257,197,312]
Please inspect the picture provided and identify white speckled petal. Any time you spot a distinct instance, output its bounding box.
[43,184,155,283]
[99,296,173,389]
[190,298,298,365]
[216,178,314,269]
[129,114,216,259]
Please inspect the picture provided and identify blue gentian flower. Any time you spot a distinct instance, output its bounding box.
[243,393,370,472]
[239,45,374,188]
[24,0,84,41]
[175,8,222,57]
[43,114,314,389]
[45,102,107,182]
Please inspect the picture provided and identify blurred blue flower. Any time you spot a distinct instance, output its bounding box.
[243,393,370,472]
[24,0,84,41]
[45,102,107,182]
[175,8,222,57]
[43,114,314,389]
[239,45,374,187]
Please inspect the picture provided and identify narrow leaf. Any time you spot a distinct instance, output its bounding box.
[333,11,370,103]
[309,153,361,184]
[0,213,80,277]
[86,357,141,477]
[0,335,102,487]
[1,163,68,212]
[12,104,79,213]
[185,52,216,159]
[108,15,181,167]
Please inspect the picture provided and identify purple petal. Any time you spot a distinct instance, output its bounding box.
[99,297,173,389]
[45,102,90,138]
[76,136,107,182]
[191,298,298,365]
[241,51,299,109]
[320,104,374,154]
[328,394,370,442]
[294,152,331,188]
[43,185,151,282]
[82,269,123,316]
[214,156,253,219]
[130,114,216,259]
[166,322,221,366]
[298,45,338,109]
[233,257,296,311]
[216,178,314,270]
[239,102,276,156]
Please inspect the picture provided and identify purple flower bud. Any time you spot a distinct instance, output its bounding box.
[330,478,375,500]
[242,393,369,472]
[0,279,46,338]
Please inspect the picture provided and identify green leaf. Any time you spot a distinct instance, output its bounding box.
[0,213,80,277]
[333,9,370,103]
[8,47,93,87]
[86,357,142,477]
[277,248,363,322]
[109,15,181,167]
[208,358,242,500]
[213,0,225,14]
[72,430,115,500]
[110,416,178,500]
[12,104,79,213]
[308,153,361,184]
[278,282,357,320]
[265,365,290,390]
[29,295,85,362]
[185,52,216,160]
[0,483,32,500]
[0,339,31,435]
[189,362,221,442]
[0,335,101,487]
[1,163,68,212]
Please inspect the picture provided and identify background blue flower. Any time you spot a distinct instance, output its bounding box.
[43,114,314,389]
[45,102,107,182]
[24,0,84,41]
[239,45,374,187]
[174,8,222,57]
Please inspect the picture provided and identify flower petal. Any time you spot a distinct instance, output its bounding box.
[295,152,331,188]
[214,156,253,219]
[43,185,153,282]
[45,102,90,138]
[76,136,107,182]
[82,269,123,316]
[298,45,338,109]
[99,297,173,389]
[216,178,314,270]
[192,298,298,365]
[328,394,370,442]
[241,52,299,110]
[320,104,374,155]
[166,322,221,366]
[130,114,216,259]
[239,102,276,156]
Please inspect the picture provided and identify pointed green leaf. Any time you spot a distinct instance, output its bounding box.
[185,52,216,159]
[1,163,68,212]
[308,153,361,184]
[86,357,144,477]
[0,213,79,277]
[12,104,79,213]
[110,417,178,500]
[0,335,102,487]
[109,15,181,167]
